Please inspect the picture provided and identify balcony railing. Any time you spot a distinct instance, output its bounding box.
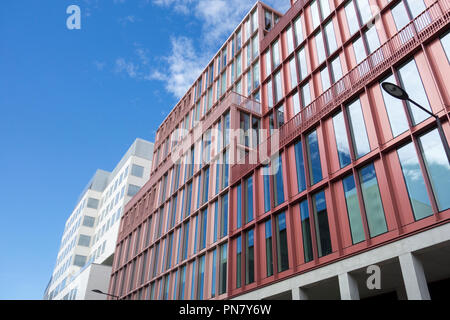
[231,0,450,185]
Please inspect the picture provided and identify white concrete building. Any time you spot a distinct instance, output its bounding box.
[44,139,153,300]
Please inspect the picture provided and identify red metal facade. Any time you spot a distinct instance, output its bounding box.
[110,0,450,300]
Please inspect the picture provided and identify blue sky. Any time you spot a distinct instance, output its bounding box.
[0,0,288,300]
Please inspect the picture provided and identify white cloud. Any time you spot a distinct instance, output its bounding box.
[148,36,208,98]
[149,0,290,98]
[93,60,106,71]
[115,58,139,78]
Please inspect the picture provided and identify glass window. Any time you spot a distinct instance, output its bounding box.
[273,155,285,206]
[294,15,303,46]
[131,164,144,178]
[319,0,331,19]
[246,229,255,284]
[347,99,370,158]
[345,1,359,35]
[294,140,307,192]
[267,80,273,109]
[200,209,208,250]
[312,191,332,257]
[245,176,254,223]
[311,0,321,29]
[343,175,365,244]
[87,198,99,209]
[365,25,381,54]
[418,129,450,211]
[237,183,242,228]
[236,236,242,288]
[300,200,314,262]
[306,130,323,185]
[293,92,301,115]
[324,20,337,55]
[398,59,431,125]
[263,165,271,213]
[219,243,227,295]
[440,31,450,62]
[272,40,280,68]
[253,62,260,89]
[331,56,343,83]
[380,74,409,137]
[82,216,95,227]
[274,71,283,102]
[320,66,331,92]
[332,111,351,168]
[265,220,273,277]
[289,57,297,89]
[315,31,326,64]
[301,82,311,107]
[211,249,217,298]
[78,234,91,247]
[73,255,87,267]
[275,212,289,272]
[359,164,388,237]
[197,255,205,300]
[356,0,372,25]
[297,47,308,80]
[127,184,141,197]
[397,142,433,220]
[221,193,229,238]
[286,26,294,54]
[265,50,272,77]
[353,36,367,65]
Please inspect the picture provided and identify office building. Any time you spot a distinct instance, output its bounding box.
[110,0,450,300]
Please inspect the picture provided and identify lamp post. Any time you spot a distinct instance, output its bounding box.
[91,289,119,300]
[382,82,450,163]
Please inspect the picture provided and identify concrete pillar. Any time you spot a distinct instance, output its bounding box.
[292,287,308,300]
[399,252,431,300]
[338,273,360,300]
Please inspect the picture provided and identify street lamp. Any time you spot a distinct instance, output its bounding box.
[382,82,450,163]
[91,289,119,300]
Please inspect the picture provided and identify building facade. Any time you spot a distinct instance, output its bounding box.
[110,0,450,300]
[45,138,153,300]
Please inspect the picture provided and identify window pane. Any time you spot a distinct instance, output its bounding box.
[356,0,372,25]
[265,220,273,277]
[380,74,409,137]
[294,140,307,192]
[300,200,314,262]
[331,56,343,82]
[245,176,254,223]
[353,36,367,64]
[237,184,242,228]
[333,111,352,168]
[343,175,365,244]
[131,164,144,177]
[301,82,311,107]
[347,99,370,158]
[440,32,450,62]
[298,47,308,80]
[320,66,331,92]
[219,244,227,294]
[273,155,285,206]
[289,57,297,88]
[345,1,359,35]
[324,21,337,55]
[418,129,450,211]
[263,165,271,212]
[275,212,289,272]
[272,40,280,68]
[315,31,326,64]
[293,92,301,115]
[319,0,331,19]
[312,191,332,257]
[311,1,321,29]
[365,25,381,53]
[306,130,323,185]
[274,71,283,102]
[236,236,242,288]
[245,229,255,284]
[294,15,303,46]
[359,164,388,237]
[286,26,294,54]
[397,143,433,220]
[398,59,431,125]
